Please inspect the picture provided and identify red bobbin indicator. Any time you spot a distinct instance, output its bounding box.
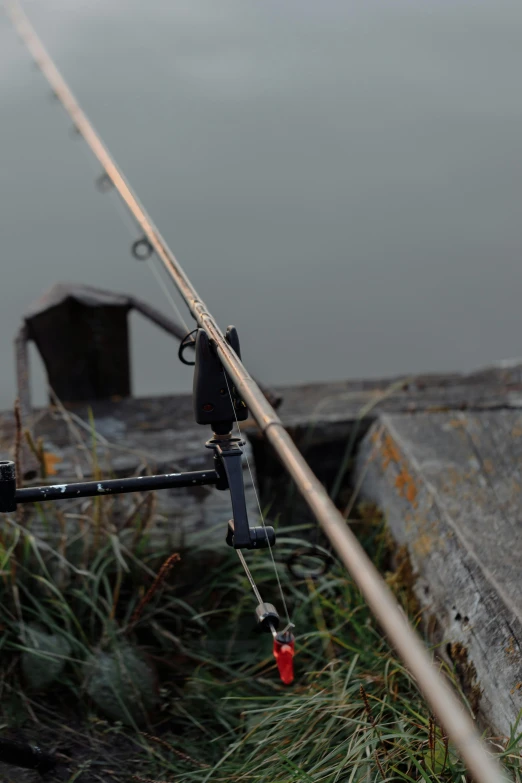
[273,632,295,685]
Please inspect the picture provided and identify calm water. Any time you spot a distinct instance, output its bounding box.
[1,0,521,410]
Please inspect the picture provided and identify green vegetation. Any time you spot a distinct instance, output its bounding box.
[1,490,520,783]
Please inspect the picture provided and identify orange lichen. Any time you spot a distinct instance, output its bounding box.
[412,533,434,558]
[379,433,420,508]
[405,479,418,506]
[483,459,494,475]
[394,466,418,507]
[380,433,402,470]
[370,428,380,445]
[510,682,522,695]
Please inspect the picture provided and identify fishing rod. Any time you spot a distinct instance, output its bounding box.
[2,3,507,782]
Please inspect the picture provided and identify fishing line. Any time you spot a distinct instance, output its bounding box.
[138,257,290,629]
[223,372,294,632]
[69,127,193,336]
[145,257,191,335]
[31,49,194,338]
[93,147,284,618]
[95,179,192,334]
[113,210,285,623]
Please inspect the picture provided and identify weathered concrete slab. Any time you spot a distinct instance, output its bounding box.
[276,359,522,431]
[356,410,522,736]
[248,360,522,526]
[0,395,260,553]
[2,359,522,562]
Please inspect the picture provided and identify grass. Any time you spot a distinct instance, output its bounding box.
[0,412,520,782]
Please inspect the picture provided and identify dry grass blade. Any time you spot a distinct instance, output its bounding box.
[343,424,384,519]
[131,777,173,783]
[128,553,181,629]
[140,733,209,768]
[14,397,23,482]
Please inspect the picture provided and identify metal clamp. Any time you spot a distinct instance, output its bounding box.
[207,437,275,550]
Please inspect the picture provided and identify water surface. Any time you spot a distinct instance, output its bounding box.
[1,0,521,410]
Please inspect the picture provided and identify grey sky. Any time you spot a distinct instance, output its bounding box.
[1,0,521,408]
